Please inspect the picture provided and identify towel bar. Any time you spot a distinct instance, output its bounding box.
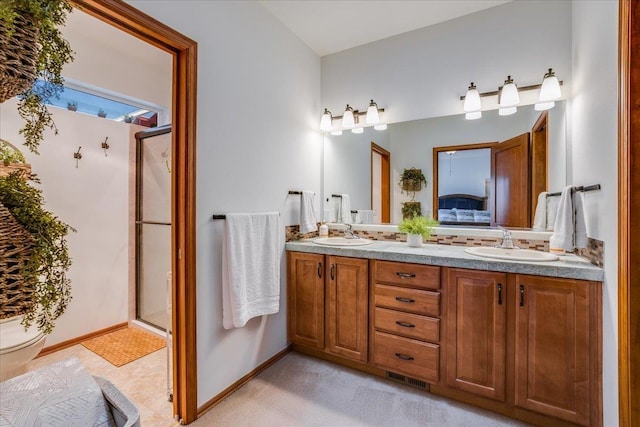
[212,213,281,220]
[546,184,600,198]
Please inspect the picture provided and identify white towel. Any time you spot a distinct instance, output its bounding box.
[546,194,560,231]
[299,191,317,234]
[355,209,374,224]
[549,186,588,252]
[339,194,352,224]
[574,191,588,248]
[222,213,282,329]
[532,192,548,231]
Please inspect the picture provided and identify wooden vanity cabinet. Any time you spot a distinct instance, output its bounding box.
[445,269,507,402]
[443,269,602,426]
[287,252,368,363]
[371,260,442,384]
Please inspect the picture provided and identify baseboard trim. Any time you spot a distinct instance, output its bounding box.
[196,345,291,417]
[36,322,129,358]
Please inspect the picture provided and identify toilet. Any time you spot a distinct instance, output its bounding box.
[0,316,46,382]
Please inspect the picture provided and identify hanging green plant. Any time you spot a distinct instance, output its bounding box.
[399,167,427,200]
[0,0,75,154]
[0,171,75,334]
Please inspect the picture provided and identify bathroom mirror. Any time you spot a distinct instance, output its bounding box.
[323,101,567,226]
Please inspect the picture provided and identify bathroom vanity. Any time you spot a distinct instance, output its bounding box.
[286,240,603,427]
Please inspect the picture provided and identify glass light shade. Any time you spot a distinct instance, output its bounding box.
[374,124,387,131]
[465,111,482,120]
[351,127,364,134]
[539,69,561,102]
[535,101,555,111]
[463,83,481,112]
[499,76,520,107]
[499,106,517,116]
[445,151,456,155]
[366,100,380,125]
[342,105,355,129]
[330,130,343,136]
[319,108,332,131]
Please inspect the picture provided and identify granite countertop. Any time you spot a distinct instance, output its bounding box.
[285,239,604,282]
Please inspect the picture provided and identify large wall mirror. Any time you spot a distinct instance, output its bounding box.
[323,101,566,228]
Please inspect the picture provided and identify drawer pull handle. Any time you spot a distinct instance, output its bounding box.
[520,284,525,307]
[395,321,415,328]
[396,272,416,278]
[497,283,503,305]
[330,264,335,280]
[395,296,415,303]
[395,353,415,361]
[317,262,322,279]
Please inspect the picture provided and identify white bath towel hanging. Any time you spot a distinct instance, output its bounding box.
[546,194,560,231]
[299,191,317,234]
[532,192,549,231]
[550,186,574,252]
[339,194,352,224]
[222,212,282,329]
[355,209,374,224]
[573,191,588,249]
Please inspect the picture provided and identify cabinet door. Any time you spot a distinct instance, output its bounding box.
[515,275,591,425]
[446,269,507,401]
[326,256,368,362]
[287,252,325,349]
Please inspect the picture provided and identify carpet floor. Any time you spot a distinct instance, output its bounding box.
[81,327,166,367]
[194,352,529,426]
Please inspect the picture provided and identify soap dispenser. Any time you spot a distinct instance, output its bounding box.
[319,222,329,238]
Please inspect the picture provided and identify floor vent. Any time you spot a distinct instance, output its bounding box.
[385,372,429,390]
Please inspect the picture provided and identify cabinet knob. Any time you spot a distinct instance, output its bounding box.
[395,353,415,361]
[395,296,415,303]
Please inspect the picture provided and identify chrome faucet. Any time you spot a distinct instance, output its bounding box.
[343,223,359,239]
[496,227,519,249]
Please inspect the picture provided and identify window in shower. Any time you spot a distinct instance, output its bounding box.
[135,125,171,331]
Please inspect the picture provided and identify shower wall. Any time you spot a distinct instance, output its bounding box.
[0,98,144,346]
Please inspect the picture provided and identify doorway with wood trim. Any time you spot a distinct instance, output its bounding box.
[371,142,390,223]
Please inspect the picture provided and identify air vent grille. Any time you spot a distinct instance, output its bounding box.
[385,372,428,390]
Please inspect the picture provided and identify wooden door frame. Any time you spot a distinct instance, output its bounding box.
[619,0,639,424]
[370,142,390,223]
[530,111,548,222]
[71,1,198,424]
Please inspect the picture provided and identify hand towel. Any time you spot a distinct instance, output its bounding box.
[339,194,352,224]
[299,191,317,234]
[546,194,560,231]
[573,191,588,248]
[549,186,576,252]
[222,213,282,329]
[356,209,374,224]
[532,192,548,231]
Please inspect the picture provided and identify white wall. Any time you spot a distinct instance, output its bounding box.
[127,0,322,407]
[321,1,572,124]
[570,1,619,425]
[438,149,490,198]
[0,100,139,345]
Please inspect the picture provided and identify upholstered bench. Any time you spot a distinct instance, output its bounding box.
[0,357,139,427]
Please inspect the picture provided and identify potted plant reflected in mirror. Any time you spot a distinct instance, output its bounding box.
[97,109,107,118]
[398,215,439,248]
[399,167,427,199]
[123,115,134,124]
[66,101,77,111]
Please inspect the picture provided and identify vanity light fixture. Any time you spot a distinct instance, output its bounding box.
[463,82,482,112]
[465,111,482,120]
[366,99,380,125]
[499,76,520,107]
[320,108,333,132]
[535,68,562,111]
[330,130,343,136]
[342,104,355,129]
[351,127,364,134]
[374,124,387,131]
[499,106,517,116]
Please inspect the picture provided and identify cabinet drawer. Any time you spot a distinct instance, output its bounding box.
[374,307,440,342]
[374,261,440,290]
[374,284,440,316]
[373,331,439,383]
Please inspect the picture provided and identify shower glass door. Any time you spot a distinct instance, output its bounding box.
[136,125,171,331]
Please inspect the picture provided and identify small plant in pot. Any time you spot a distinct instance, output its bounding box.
[398,215,439,248]
[97,108,107,118]
[66,101,77,111]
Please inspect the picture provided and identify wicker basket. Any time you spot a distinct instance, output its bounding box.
[0,202,35,319]
[0,12,39,103]
[0,139,31,178]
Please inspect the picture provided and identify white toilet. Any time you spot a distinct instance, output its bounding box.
[0,316,46,382]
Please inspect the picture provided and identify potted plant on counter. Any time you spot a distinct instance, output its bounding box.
[398,215,439,248]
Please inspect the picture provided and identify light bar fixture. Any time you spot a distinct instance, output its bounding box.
[319,108,333,132]
[319,100,385,134]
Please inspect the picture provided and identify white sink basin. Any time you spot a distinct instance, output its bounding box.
[313,237,373,247]
[465,246,559,262]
